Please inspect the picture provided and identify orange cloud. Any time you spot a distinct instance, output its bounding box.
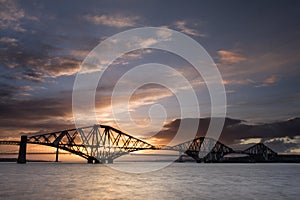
[218,50,247,64]
[38,57,80,77]
[174,20,205,37]
[222,79,255,85]
[255,75,278,87]
[264,75,278,85]
[68,49,90,59]
[84,14,139,28]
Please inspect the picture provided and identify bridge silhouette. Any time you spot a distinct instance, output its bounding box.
[0,124,278,164]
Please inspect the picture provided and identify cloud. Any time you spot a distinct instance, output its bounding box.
[94,85,174,120]
[223,75,279,87]
[84,14,139,28]
[128,87,173,109]
[0,83,73,136]
[263,136,300,153]
[151,117,300,153]
[0,83,19,99]
[0,0,25,31]
[0,83,44,99]
[52,84,176,138]
[174,20,205,37]
[255,75,279,87]
[0,96,74,138]
[38,57,81,77]
[139,38,158,47]
[120,49,153,60]
[123,29,173,49]
[0,98,71,120]
[218,50,247,64]
[263,75,277,85]
[240,138,262,144]
[0,37,17,44]
[68,49,90,60]
[233,136,300,154]
[248,46,300,76]
[4,69,43,83]
[219,44,300,81]
[1,44,81,81]
[221,72,278,89]
[68,46,154,75]
[222,79,255,86]
[0,41,60,81]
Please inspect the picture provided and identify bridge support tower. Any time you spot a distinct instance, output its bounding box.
[87,157,101,164]
[17,135,27,164]
[107,158,113,164]
[87,156,94,164]
[55,146,59,162]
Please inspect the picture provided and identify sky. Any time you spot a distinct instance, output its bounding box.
[1,0,300,154]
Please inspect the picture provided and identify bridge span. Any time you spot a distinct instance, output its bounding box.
[0,124,278,164]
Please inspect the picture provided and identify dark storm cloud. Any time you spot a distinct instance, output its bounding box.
[0,82,38,100]
[0,80,73,130]
[0,96,74,137]
[0,83,19,99]
[0,37,81,82]
[153,117,300,152]
[263,137,300,154]
[0,1,90,83]
[0,98,71,120]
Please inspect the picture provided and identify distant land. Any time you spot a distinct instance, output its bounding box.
[154,117,300,154]
[175,154,300,163]
[0,158,52,162]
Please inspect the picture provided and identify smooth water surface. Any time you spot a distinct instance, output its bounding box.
[0,162,299,200]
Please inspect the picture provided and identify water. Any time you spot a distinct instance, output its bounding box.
[0,162,299,200]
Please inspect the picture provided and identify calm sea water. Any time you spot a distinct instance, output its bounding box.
[0,162,299,200]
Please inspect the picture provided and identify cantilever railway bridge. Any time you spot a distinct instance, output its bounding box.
[0,124,278,164]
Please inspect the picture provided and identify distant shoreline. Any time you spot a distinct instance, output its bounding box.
[0,158,52,162]
[1,157,300,163]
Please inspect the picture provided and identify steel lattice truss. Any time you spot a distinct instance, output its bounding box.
[243,143,278,160]
[77,125,156,162]
[27,129,90,159]
[25,125,156,162]
[0,126,279,163]
[165,137,234,161]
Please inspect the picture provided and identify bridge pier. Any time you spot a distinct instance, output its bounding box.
[177,151,184,162]
[55,146,59,162]
[178,155,183,162]
[95,158,113,164]
[107,158,113,164]
[87,157,94,164]
[87,157,101,164]
[17,135,27,164]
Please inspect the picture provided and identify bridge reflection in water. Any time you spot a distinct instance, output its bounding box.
[0,124,278,164]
